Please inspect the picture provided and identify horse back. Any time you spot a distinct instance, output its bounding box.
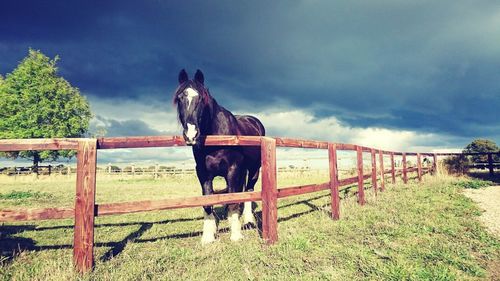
[235,115,265,137]
[234,115,265,166]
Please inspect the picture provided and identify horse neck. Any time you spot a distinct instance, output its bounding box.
[204,98,239,136]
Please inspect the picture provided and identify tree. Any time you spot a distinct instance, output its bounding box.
[444,139,499,174]
[463,139,499,162]
[0,49,92,173]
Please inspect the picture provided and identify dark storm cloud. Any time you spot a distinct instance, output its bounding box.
[1,0,499,144]
[90,115,164,137]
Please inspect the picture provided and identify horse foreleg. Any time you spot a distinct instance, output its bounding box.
[201,180,217,245]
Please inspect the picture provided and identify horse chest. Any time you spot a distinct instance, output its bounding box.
[196,149,244,176]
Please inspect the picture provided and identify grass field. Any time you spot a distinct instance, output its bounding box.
[1,172,499,280]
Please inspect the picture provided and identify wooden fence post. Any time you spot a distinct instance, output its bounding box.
[402,153,408,184]
[370,148,377,195]
[379,150,385,191]
[261,137,278,244]
[328,143,340,220]
[417,153,422,182]
[390,152,395,184]
[73,139,97,273]
[356,146,365,205]
[488,153,494,176]
[433,153,438,175]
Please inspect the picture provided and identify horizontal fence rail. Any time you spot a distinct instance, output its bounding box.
[0,135,497,273]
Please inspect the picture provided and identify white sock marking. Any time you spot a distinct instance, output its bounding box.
[185,87,199,110]
[201,212,217,245]
[243,201,256,225]
[228,209,243,241]
[186,123,197,141]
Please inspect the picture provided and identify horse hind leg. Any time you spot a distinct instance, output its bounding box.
[243,165,259,226]
[226,166,245,241]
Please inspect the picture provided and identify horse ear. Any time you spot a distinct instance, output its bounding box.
[194,69,204,85]
[178,69,188,84]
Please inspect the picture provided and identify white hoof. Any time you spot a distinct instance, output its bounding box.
[230,232,244,242]
[228,209,243,242]
[201,212,217,245]
[201,233,216,245]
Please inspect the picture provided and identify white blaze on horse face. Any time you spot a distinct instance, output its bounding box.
[201,212,217,245]
[186,123,197,142]
[185,87,199,110]
[229,209,243,241]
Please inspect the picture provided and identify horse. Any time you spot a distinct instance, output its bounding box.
[172,69,265,244]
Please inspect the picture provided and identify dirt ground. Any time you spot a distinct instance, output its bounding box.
[463,186,500,236]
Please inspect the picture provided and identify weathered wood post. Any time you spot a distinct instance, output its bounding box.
[433,153,438,175]
[356,146,365,205]
[417,153,422,182]
[402,153,408,184]
[261,137,277,244]
[379,150,385,191]
[370,148,377,195]
[131,163,135,177]
[73,139,97,273]
[488,153,494,176]
[390,152,396,184]
[328,143,340,220]
[155,164,159,180]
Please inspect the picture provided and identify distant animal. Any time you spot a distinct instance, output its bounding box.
[172,69,265,244]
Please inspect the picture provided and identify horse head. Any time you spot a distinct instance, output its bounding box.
[173,69,211,146]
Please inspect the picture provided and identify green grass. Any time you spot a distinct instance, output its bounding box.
[0,173,499,280]
[453,178,494,189]
[0,190,53,200]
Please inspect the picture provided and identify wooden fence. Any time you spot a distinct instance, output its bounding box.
[0,135,493,273]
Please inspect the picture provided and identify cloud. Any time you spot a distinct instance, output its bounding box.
[87,96,180,135]
[0,0,499,145]
[90,116,164,137]
[82,97,470,168]
[253,109,456,152]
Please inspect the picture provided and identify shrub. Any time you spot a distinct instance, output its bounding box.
[443,155,470,175]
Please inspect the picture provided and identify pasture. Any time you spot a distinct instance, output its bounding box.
[1,172,499,280]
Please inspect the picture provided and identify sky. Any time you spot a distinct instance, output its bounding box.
[1,0,499,167]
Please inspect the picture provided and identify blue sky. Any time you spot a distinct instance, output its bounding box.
[1,1,499,166]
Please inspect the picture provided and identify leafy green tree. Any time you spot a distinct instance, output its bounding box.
[463,139,499,162]
[0,49,92,173]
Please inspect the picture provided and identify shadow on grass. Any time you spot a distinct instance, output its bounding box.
[467,171,500,184]
[0,225,38,262]
[1,185,369,264]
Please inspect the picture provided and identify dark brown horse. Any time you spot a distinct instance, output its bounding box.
[173,69,265,244]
